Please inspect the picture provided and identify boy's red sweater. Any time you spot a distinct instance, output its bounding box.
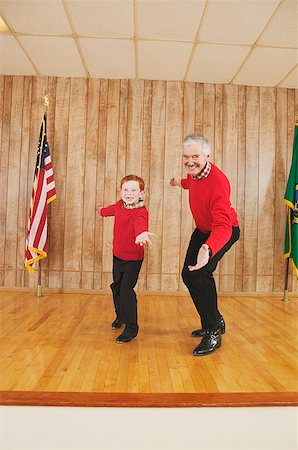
[181,164,239,256]
[100,200,148,261]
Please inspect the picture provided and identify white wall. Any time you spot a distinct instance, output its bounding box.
[0,406,297,449]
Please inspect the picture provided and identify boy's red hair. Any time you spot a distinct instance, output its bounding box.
[121,174,145,191]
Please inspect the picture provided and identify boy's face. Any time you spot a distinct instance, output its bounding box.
[121,180,144,205]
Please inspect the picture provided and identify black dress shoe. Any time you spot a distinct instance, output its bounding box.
[192,329,221,356]
[191,315,225,337]
[112,318,123,330]
[116,331,137,344]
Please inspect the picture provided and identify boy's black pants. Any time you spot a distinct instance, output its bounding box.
[110,256,143,335]
[182,226,240,331]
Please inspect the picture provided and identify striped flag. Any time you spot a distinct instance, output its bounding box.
[25,114,56,273]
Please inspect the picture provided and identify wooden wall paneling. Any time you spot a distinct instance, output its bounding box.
[147,81,166,291]
[116,79,128,194]
[48,77,70,289]
[125,79,144,176]
[234,86,246,292]
[202,83,215,150]
[4,76,24,287]
[161,82,183,291]
[81,79,100,290]
[0,76,4,286]
[16,76,32,287]
[0,77,12,287]
[24,76,48,289]
[219,85,239,292]
[101,80,120,289]
[94,79,108,290]
[274,88,288,291]
[243,86,260,292]
[139,80,153,291]
[214,84,223,169]
[63,78,87,289]
[195,83,203,133]
[179,81,195,292]
[256,87,276,292]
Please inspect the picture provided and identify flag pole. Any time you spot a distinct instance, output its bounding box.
[283,257,289,302]
[36,94,49,298]
[37,260,42,297]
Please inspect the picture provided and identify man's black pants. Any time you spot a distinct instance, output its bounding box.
[110,256,143,335]
[182,227,240,331]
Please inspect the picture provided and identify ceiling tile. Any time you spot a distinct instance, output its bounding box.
[258,0,298,48]
[187,43,249,84]
[200,0,279,44]
[138,0,206,41]
[19,36,85,77]
[79,38,135,78]
[277,65,298,89]
[233,47,298,87]
[0,0,72,35]
[138,40,192,81]
[66,0,134,37]
[0,35,36,75]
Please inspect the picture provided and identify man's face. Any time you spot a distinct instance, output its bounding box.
[183,142,209,177]
[121,180,144,205]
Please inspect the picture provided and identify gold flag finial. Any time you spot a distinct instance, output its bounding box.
[43,94,49,111]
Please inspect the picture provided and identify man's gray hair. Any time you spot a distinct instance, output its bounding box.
[183,134,211,157]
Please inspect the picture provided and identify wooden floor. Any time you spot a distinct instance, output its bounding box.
[0,291,297,407]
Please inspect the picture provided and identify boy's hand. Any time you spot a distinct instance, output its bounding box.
[170,177,180,187]
[96,208,102,217]
[135,231,155,246]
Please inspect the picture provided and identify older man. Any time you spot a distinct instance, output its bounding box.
[170,134,240,356]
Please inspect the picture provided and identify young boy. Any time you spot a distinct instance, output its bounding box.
[97,175,153,344]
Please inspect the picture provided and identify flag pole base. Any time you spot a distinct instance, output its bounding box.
[282,289,289,302]
[36,284,43,298]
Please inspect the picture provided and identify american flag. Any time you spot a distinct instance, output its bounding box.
[25,114,56,273]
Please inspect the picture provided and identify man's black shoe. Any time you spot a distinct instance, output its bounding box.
[112,318,123,330]
[192,329,221,356]
[116,331,137,344]
[191,315,225,337]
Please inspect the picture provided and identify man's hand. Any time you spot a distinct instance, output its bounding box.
[96,208,102,217]
[188,244,210,271]
[170,177,180,187]
[135,231,155,246]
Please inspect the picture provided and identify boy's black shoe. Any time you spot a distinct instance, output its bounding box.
[116,330,137,344]
[191,315,225,337]
[112,318,123,330]
[192,329,221,356]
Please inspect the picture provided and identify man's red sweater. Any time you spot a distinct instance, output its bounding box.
[181,163,239,256]
[100,200,148,261]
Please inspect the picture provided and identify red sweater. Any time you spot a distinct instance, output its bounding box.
[100,200,148,261]
[181,164,239,256]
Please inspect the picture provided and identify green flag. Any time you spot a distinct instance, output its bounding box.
[284,122,298,281]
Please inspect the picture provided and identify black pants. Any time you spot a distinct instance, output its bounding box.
[110,256,143,335]
[182,227,240,331]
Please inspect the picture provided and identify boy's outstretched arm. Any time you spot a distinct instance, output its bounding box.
[135,231,155,246]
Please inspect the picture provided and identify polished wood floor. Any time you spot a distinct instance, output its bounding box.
[0,290,297,401]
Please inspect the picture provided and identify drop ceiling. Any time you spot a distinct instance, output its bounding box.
[0,0,297,88]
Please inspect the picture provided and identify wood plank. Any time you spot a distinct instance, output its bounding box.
[147,81,166,291]
[257,87,276,292]
[243,86,259,292]
[162,81,183,289]
[63,78,87,283]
